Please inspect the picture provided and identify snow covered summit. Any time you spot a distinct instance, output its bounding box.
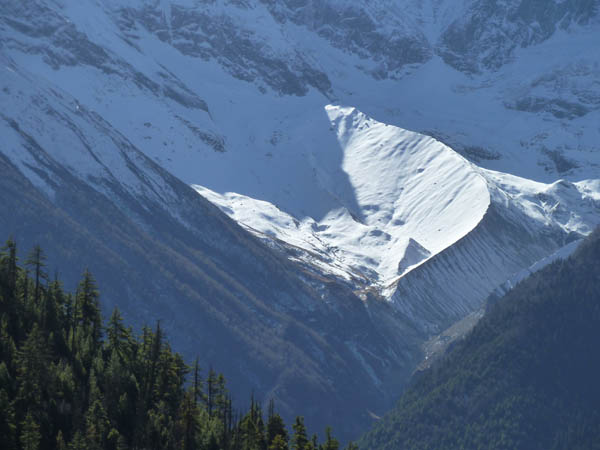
[197,105,491,288]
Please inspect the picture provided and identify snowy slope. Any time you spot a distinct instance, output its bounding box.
[196,105,491,288]
[0,54,179,208]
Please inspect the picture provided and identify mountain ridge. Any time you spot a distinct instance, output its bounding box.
[1,0,599,441]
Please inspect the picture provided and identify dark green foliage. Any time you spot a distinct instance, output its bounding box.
[20,411,41,450]
[0,240,340,450]
[322,427,339,450]
[359,229,600,450]
[267,400,289,449]
[292,416,309,450]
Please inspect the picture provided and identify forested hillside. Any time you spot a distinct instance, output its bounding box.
[0,239,349,450]
[359,228,600,450]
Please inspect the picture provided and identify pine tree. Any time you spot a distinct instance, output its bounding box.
[25,245,46,309]
[84,371,110,450]
[256,410,267,450]
[214,372,229,424]
[1,238,18,291]
[18,267,31,338]
[322,427,339,450]
[106,307,133,362]
[44,278,64,345]
[206,367,217,416]
[205,432,220,450]
[178,390,200,450]
[0,320,17,375]
[0,387,17,450]
[20,411,41,450]
[16,324,50,414]
[69,431,87,450]
[75,270,102,347]
[292,417,309,450]
[269,434,289,450]
[56,430,67,450]
[0,239,22,344]
[267,410,288,448]
[0,238,18,321]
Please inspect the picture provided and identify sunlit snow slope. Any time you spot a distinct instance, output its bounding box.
[196,105,490,288]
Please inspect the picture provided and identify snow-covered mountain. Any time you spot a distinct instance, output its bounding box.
[197,104,598,333]
[1,48,424,439]
[1,0,599,440]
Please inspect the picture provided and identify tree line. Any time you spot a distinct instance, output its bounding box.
[0,238,357,450]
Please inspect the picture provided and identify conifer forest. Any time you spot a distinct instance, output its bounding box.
[0,239,351,450]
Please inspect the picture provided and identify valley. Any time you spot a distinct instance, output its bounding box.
[1,0,598,442]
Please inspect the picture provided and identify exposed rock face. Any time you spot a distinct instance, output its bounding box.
[106,0,440,95]
[437,0,599,72]
[112,1,334,96]
[260,0,432,75]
